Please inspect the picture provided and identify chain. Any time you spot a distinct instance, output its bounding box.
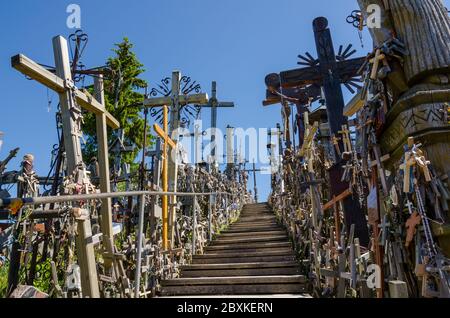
[414,183,438,258]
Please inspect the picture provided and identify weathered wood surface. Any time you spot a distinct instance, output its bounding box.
[160,203,307,296]
[11,54,120,129]
[358,0,450,84]
[389,0,450,84]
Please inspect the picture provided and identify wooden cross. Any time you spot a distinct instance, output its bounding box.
[144,71,208,246]
[11,36,120,298]
[323,189,352,244]
[11,43,119,176]
[331,134,342,157]
[405,211,421,248]
[377,214,390,246]
[299,112,322,230]
[338,125,352,154]
[144,71,208,135]
[153,106,177,250]
[264,17,370,247]
[399,137,416,193]
[195,81,235,168]
[265,17,365,138]
[298,113,318,157]
[369,49,387,81]
[243,160,262,202]
[369,144,390,196]
[263,83,321,107]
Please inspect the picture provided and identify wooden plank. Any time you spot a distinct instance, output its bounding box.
[192,255,296,264]
[194,249,294,258]
[219,230,287,237]
[76,90,120,129]
[143,93,208,107]
[211,235,288,245]
[11,54,65,93]
[389,280,408,298]
[94,76,114,271]
[161,284,307,296]
[182,261,299,270]
[53,36,99,298]
[11,54,120,129]
[343,90,365,117]
[198,102,234,108]
[153,124,177,149]
[322,189,352,210]
[279,57,366,88]
[162,275,306,286]
[181,267,301,278]
[204,241,291,251]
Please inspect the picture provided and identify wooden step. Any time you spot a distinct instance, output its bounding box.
[160,284,307,295]
[205,241,291,251]
[211,235,288,245]
[162,275,306,286]
[191,255,296,264]
[180,262,300,277]
[181,266,300,277]
[160,274,307,296]
[241,211,272,214]
[230,222,278,227]
[181,261,299,270]
[197,249,294,258]
[233,220,277,226]
[223,226,282,233]
[235,216,274,219]
[158,203,306,297]
[218,230,286,237]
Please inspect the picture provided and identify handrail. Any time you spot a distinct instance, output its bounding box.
[0,189,245,298]
[0,190,236,207]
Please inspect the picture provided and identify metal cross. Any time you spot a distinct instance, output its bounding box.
[195,81,235,170]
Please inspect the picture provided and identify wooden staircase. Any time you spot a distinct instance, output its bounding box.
[160,203,308,297]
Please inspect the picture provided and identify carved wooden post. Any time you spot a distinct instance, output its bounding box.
[388,0,450,84]
[358,0,450,252]
[357,1,450,173]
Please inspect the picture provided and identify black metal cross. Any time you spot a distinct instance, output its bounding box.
[265,17,365,139]
[263,16,369,247]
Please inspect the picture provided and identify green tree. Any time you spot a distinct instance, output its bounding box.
[82,38,151,168]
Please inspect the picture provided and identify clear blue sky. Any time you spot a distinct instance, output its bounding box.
[1,0,449,200]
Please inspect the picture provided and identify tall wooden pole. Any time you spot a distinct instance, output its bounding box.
[53,36,84,174]
[94,75,114,271]
[162,105,169,250]
[53,36,99,298]
[312,17,369,246]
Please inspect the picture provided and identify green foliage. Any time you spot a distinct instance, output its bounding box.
[0,263,8,298]
[82,38,153,166]
[31,258,52,293]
